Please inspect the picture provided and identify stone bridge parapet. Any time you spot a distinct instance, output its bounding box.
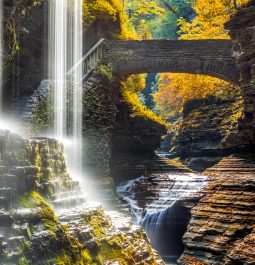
[103,39,239,86]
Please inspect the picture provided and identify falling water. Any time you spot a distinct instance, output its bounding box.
[0,0,3,115]
[48,0,83,174]
[117,172,208,263]
[71,0,83,172]
[141,173,207,237]
[48,0,68,139]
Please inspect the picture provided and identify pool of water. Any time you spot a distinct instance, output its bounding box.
[163,255,178,264]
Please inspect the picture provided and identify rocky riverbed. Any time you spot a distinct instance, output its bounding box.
[116,153,255,265]
[116,156,209,264]
[180,155,255,265]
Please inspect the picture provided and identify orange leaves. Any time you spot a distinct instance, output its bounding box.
[153,0,244,118]
[178,0,249,40]
[184,257,205,265]
[153,73,238,118]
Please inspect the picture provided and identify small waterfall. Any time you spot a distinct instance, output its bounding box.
[48,0,83,174]
[117,172,208,262]
[116,176,145,221]
[141,174,207,239]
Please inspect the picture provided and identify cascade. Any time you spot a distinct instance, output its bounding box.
[141,173,207,239]
[0,0,2,115]
[48,0,83,175]
[117,172,208,262]
[48,0,68,139]
[71,0,83,173]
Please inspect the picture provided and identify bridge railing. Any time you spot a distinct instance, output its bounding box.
[67,38,105,83]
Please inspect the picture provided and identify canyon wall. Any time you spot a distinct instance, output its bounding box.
[179,156,255,265]
[180,3,255,264]
[2,0,47,105]
[225,1,255,148]
[172,96,243,170]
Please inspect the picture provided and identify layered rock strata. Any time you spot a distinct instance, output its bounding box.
[172,96,243,170]
[0,129,164,264]
[225,1,255,147]
[179,155,255,265]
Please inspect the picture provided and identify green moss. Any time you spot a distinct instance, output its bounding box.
[82,208,110,238]
[97,240,134,265]
[17,192,94,265]
[95,64,113,81]
[18,257,30,265]
[54,249,92,265]
[31,94,53,134]
[18,191,58,223]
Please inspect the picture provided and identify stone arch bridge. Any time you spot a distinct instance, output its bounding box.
[102,39,239,86]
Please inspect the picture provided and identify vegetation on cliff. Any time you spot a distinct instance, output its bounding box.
[83,0,137,39]
[121,76,167,127]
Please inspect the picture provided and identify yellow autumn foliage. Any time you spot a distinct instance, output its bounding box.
[153,0,247,118]
[178,0,249,40]
[120,81,166,126]
[153,73,239,118]
[83,0,138,39]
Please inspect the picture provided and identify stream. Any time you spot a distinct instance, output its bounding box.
[116,170,208,264]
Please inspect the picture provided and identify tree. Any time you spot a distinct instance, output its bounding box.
[153,0,248,118]
[178,0,249,39]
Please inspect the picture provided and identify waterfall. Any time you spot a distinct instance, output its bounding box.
[141,173,207,239]
[48,0,68,139]
[71,0,83,172]
[48,0,83,174]
[116,176,145,221]
[0,0,3,115]
[117,172,208,256]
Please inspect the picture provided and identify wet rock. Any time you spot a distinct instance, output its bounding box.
[179,155,255,265]
[0,129,164,264]
[171,96,243,170]
[0,211,14,227]
[225,2,255,147]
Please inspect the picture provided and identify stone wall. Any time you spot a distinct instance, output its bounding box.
[225,1,255,148]
[103,39,239,85]
[82,67,118,180]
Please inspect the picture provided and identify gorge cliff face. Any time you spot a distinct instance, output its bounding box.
[0,129,164,265]
[179,156,255,265]
[179,3,255,264]
[225,1,255,148]
[81,69,167,182]
[171,96,243,170]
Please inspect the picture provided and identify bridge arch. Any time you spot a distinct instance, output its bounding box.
[103,39,240,86]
